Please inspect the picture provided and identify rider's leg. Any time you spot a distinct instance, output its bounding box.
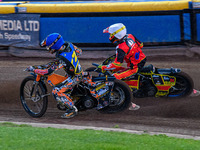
[82,72,109,110]
[82,72,97,87]
[52,74,82,118]
[113,67,138,80]
[113,58,146,80]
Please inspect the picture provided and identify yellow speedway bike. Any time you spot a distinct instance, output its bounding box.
[86,55,194,99]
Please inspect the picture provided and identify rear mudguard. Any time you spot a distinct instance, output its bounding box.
[156,67,181,74]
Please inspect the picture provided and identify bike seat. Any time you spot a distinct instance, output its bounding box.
[140,64,154,73]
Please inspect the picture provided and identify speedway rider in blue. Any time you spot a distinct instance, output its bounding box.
[27,33,82,118]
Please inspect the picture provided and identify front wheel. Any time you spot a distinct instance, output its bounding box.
[20,76,48,117]
[168,72,194,98]
[99,79,132,113]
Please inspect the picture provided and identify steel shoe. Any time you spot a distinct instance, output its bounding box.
[61,106,78,119]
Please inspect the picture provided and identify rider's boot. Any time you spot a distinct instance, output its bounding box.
[58,96,78,119]
[129,102,140,110]
[61,106,78,119]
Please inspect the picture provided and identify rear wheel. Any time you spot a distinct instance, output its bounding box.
[20,76,48,117]
[168,72,194,98]
[99,79,132,113]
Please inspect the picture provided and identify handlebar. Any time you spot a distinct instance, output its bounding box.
[92,63,99,67]
[24,68,32,72]
[91,63,113,76]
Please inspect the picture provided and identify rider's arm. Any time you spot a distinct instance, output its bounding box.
[72,44,82,57]
[34,59,63,76]
[33,60,57,69]
[102,48,125,71]
[134,35,143,49]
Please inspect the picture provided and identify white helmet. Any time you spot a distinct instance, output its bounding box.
[103,23,127,43]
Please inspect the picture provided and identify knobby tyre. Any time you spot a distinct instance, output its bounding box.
[20,76,48,117]
[168,72,194,98]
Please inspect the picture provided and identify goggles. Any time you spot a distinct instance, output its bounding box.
[103,27,109,33]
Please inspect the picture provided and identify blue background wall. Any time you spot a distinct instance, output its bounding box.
[1,0,200,46]
[197,14,200,42]
[40,15,181,44]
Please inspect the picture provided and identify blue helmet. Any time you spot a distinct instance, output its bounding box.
[43,33,65,53]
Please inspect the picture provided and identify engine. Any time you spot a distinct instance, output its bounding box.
[83,97,95,109]
[74,95,96,111]
[133,79,157,98]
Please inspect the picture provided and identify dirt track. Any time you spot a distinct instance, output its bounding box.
[0,56,200,136]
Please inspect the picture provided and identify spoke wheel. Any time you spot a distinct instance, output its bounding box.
[109,86,125,107]
[20,76,48,117]
[99,79,132,113]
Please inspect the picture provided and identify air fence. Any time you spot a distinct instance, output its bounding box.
[0,0,200,58]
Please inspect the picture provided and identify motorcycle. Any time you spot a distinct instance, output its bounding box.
[85,55,194,98]
[20,67,132,118]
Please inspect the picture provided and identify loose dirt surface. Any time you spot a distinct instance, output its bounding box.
[1,56,200,137]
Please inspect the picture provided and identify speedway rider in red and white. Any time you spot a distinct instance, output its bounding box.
[99,23,146,80]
